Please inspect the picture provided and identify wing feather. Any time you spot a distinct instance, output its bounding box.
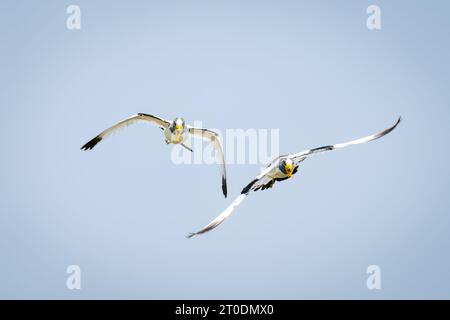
[81,113,170,150]
[188,126,228,197]
[187,194,247,238]
[240,163,278,195]
[291,117,401,163]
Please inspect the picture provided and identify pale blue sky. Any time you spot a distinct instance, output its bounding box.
[0,0,449,299]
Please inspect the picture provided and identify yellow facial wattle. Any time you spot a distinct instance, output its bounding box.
[285,163,294,177]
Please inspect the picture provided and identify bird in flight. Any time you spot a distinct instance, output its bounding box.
[187,117,401,237]
[81,113,228,197]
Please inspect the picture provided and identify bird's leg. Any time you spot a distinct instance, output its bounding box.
[181,143,193,152]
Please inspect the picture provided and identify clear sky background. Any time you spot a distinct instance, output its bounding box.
[0,0,449,299]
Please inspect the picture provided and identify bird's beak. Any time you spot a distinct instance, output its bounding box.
[175,124,183,130]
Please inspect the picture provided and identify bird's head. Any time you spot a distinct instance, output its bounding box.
[172,117,185,132]
[279,158,295,177]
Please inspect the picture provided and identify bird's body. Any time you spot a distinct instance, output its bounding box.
[81,113,227,197]
[188,117,402,238]
[242,157,297,191]
[262,164,288,181]
[163,126,187,144]
[161,117,190,148]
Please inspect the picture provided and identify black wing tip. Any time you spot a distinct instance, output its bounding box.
[379,116,402,138]
[186,232,196,239]
[137,112,152,117]
[222,177,228,198]
[81,136,102,151]
[388,116,402,131]
[310,145,334,153]
[241,179,258,195]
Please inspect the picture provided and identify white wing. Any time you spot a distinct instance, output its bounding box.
[187,162,277,237]
[81,113,170,150]
[188,126,228,197]
[187,194,247,238]
[291,117,401,163]
[240,162,279,195]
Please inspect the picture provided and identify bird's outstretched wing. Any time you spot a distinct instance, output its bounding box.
[187,163,277,237]
[240,162,280,195]
[81,113,170,150]
[187,194,247,238]
[291,117,401,163]
[188,126,228,198]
